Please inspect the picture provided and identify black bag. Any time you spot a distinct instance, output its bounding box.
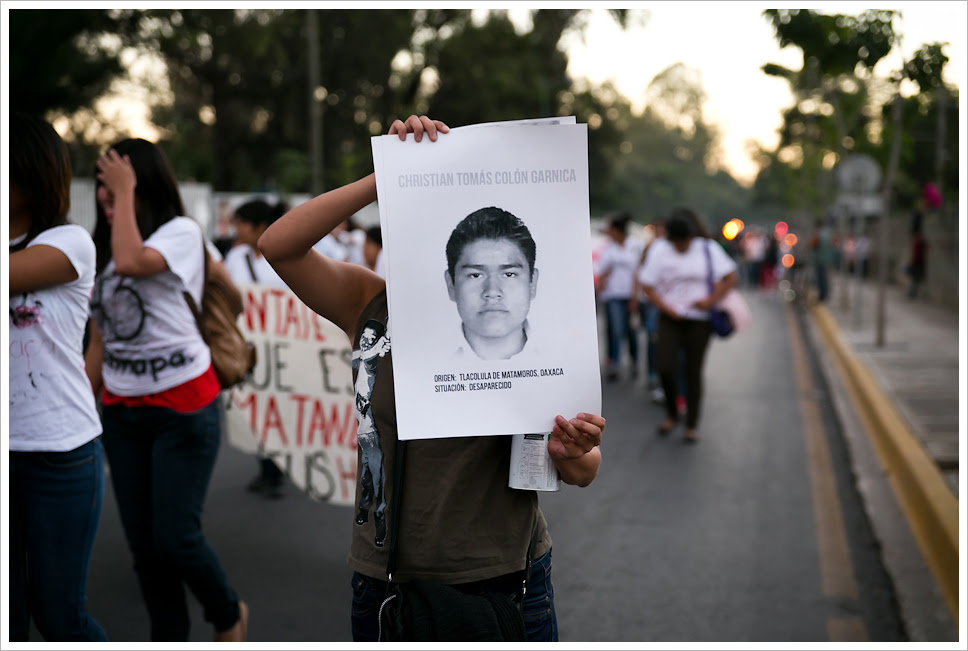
[379,580,526,642]
[704,240,734,338]
[377,440,536,642]
[709,306,734,337]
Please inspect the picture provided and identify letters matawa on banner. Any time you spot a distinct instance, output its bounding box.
[222,283,357,506]
[372,121,602,441]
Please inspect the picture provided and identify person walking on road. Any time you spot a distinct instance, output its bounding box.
[595,212,643,381]
[8,113,109,643]
[638,208,738,444]
[258,115,606,642]
[905,212,927,299]
[223,198,290,498]
[631,218,666,403]
[84,138,248,642]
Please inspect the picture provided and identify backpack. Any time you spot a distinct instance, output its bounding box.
[183,241,256,388]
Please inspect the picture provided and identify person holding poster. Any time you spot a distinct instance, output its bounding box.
[259,115,605,642]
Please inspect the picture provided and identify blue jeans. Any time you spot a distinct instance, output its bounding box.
[351,549,558,641]
[605,298,638,369]
[8,438,108,641]
[101,401,240,641]
[639,302,659,383]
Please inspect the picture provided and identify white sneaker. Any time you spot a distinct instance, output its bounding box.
[650,387,665,403]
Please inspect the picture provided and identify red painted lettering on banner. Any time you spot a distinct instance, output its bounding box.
[279,294,304,339]
[310,312,329,343]
[243,288,269,333]
[335,455,357,501]
[306,399,357,448]
[232,391,260,440]
[262,394,289,446]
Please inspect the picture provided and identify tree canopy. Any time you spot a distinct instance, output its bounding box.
[10,7,755,230]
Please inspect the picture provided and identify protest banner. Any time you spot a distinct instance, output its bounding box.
[222,283,357,505]
[371,120,602,441]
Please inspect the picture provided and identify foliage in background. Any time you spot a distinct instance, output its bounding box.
[754,8,957,225]
[12,7,956,235]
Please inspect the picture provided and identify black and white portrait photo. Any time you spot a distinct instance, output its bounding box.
[444,206,539,362]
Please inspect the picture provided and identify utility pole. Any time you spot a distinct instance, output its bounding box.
[877,76,904,347]
[308,9,324,195]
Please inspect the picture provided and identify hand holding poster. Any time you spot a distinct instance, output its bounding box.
[371,121,602,441]
[222,283,357,505]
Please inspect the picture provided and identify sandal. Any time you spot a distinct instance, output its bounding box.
[657,419,677,436]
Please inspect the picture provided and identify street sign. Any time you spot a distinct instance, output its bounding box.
[837,154,882,194]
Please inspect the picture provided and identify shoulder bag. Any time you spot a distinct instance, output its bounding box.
[183,239,256,388]
[378,437,538,642]
[704,240,735,338]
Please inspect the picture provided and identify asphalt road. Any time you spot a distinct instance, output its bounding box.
[70,291,905,643]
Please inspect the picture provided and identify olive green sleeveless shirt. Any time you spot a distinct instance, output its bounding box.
[347,289,551,584]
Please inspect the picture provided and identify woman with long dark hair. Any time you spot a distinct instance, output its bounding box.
[8,113,108,641]
[85,138,247,642]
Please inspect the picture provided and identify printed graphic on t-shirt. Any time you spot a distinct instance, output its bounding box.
[91,275,146,341]
[351,318,391,547]
[91,273,195,384]
[10,293,43,330]
[9,293,53,400]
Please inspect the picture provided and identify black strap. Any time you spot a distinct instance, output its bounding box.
[384,435,540,602]
[245,251,258,283]
[703,239,714,295]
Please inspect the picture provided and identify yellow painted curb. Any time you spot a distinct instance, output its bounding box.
[810,303,959,622]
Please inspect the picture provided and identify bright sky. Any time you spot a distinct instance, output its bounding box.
[556,1,967,186]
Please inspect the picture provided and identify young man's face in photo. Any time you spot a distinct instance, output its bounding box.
[445,237,538,342]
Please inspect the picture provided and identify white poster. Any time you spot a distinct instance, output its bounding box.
[371,121,601,440]
[222,284,357,505]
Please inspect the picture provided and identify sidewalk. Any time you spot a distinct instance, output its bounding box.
[805,270,961,640]
[819,271,960,493]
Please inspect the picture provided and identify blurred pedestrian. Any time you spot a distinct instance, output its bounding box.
[855,232,871,278]
[363,225,386,278]
[8,113,108,642]
[258,115,605,642]
[594,211,644,381]
[761,236,779,292]
[906,214,927,299]
[84,138,248,642]
[638,208,738,444]
[743,228,766,288]
[338,217,367,266]
[809,217,836,302]
[631,218,665,402]
[223,198,290,498]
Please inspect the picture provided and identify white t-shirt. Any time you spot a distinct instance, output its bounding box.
[91,217,212,395]
[595,238,643,300]
[223,243,287,288]
[314,233,349,262]
[9,225,103,451]
[638,237,738,321]
[339,228,367,267]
